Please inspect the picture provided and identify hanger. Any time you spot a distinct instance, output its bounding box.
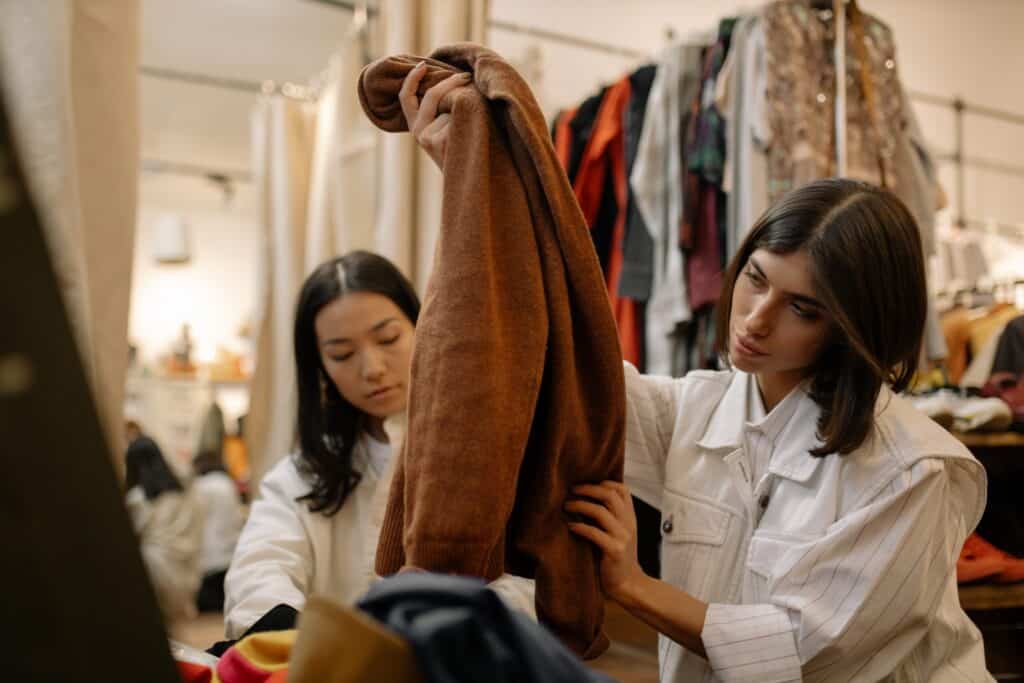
[350,0,373,67]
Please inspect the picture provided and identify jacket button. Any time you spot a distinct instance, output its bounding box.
[661,518,673,534]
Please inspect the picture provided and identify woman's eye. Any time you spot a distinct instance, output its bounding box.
[791,303,819,320]
[331,353,354,362]
[379,335,400,346]
[744,269,764,286]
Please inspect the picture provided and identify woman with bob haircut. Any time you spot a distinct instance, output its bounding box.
[566,179,993,681]
[399,66,993,681]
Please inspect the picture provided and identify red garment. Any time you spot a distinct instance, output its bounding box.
[686,182,724,311]
[958,533,1024,584]
[177,661,213,683]
[571,77,641,365]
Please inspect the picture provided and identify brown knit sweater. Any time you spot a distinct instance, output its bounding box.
[358,43,626,659]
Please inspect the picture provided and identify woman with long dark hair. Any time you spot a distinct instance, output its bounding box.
[125,435,203,622]
[223,251,419,637]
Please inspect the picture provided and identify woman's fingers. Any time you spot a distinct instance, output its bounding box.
[565,498,626,537]
[398,61,427,129]
[568,521,616,552]
[572,481,631,517]
[419,112,451,148]
[412,71,471,136]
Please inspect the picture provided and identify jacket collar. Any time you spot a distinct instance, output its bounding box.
[696,371,824,483]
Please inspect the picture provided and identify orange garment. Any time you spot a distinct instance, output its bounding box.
[941,307,971,383]
[969,303,1019,356]
[572,77,641,365]
[942,303,1020,383]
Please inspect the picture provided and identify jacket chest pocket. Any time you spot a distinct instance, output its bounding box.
[659,489,739,601]
[746,534,791,603]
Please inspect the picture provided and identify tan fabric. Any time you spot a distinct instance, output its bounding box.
[71,1,140,463]
[359,43,626,658]
[941,307,971,384]
[289,595,423,683]
[0,1,139,464]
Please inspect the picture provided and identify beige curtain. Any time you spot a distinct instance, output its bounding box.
[246,1,487,486]
[246,96,317,488]
[375,0,489,291]
[0,0,140,466]
[306,40,381,267]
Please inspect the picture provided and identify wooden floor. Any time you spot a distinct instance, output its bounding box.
[172,600,660,681]
[590,601,659,682]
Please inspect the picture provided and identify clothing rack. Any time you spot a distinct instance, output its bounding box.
[141,62,318,100]
[140,159,252,184]
[486,16,1024,235]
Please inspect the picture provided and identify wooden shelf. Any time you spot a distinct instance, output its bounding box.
[960,582,1024,610]
[952,431,1024,448]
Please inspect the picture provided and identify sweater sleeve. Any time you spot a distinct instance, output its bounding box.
[223,458,313,638]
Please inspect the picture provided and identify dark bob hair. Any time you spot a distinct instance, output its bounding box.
[293,250,420,515]
[715,178,927,457]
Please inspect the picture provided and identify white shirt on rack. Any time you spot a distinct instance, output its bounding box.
[623,363,993,682]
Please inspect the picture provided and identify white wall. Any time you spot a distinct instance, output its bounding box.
[487,0,1024,229]
[129,173,258,367]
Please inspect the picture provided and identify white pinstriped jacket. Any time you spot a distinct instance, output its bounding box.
[624,364,993,683]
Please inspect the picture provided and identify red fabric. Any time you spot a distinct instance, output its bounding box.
[685,182,724,311]
[217,647,274,683]
[571,77,640,365]
[177,661,213,683]
[958,533,1024,584]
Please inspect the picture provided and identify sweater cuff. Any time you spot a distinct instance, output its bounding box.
[701,602,801,682]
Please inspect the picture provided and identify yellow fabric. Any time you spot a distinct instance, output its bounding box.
[230,630,296,671]
[211,631,296,682]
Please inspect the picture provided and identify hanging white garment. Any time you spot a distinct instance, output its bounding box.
[0,0,140,462]
[629,42,703,376]
[717,15,770,261]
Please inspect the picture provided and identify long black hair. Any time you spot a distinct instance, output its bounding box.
[125,436,185,500]
[716,178,927,456]
[293,251,420,515]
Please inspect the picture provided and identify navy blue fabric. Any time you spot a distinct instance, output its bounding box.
[357,573,615,683]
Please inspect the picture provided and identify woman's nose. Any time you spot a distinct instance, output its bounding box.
[745,300,773,337]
